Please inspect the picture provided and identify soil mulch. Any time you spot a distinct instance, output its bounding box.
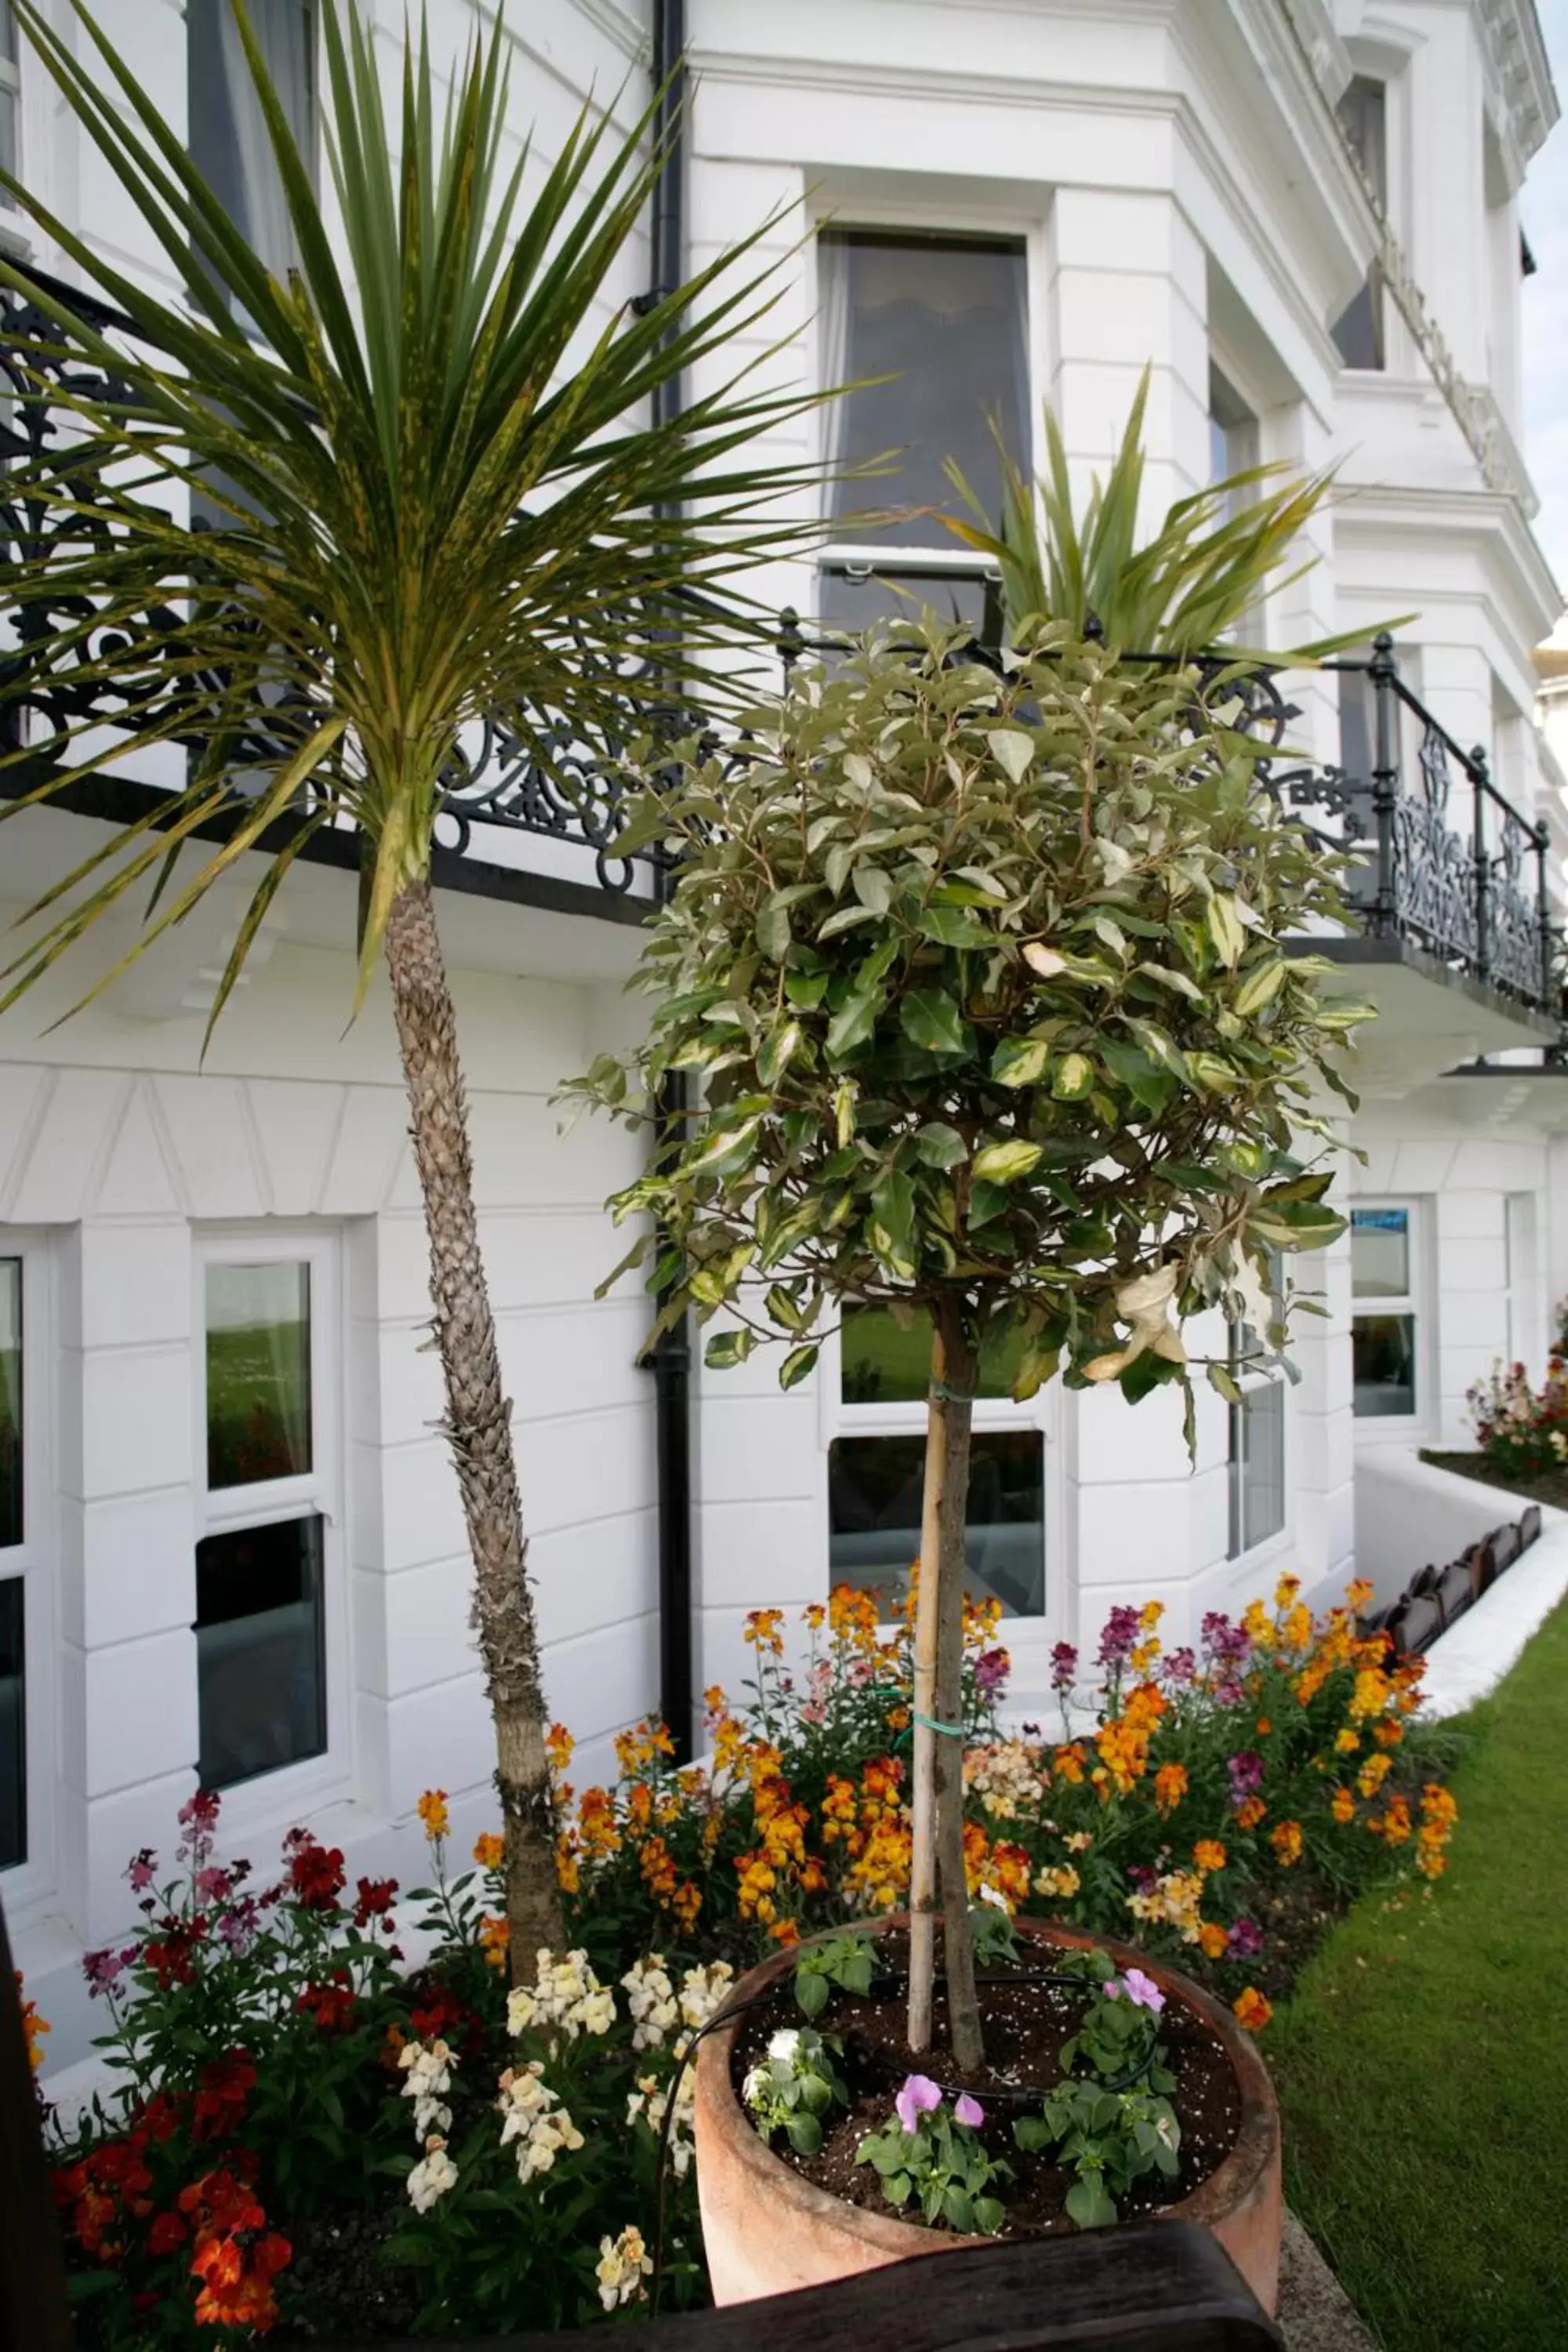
[731,1931,1241,2237]
[1420,1450,1568,1512]
[279,2205,421,2341]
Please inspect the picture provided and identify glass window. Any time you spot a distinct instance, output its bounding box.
[818,565,1003,644]
[0,1258,19,1553]
[196,1515,325,1791]
[820,232,1029,547]
[1351,1207,1410,1298]
[841,1307,1031,1406]
[188,0,315,280]
[1226,1253,1287,1559]
[1208,366,1258,503]
[828,1430,1044,1619]
[198,1250,327,1789]
[1332,78,1387,370]
[205,1261,312,1490]
[0,1577,21,1872]
[0,2,17,204]
[1352,1203,1420,1419]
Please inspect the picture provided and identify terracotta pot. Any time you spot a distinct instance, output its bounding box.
[694,1916,1282,2314]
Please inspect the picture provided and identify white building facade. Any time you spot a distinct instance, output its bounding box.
[2,0,1565,2067]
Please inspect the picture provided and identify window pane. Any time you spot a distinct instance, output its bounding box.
[822,233,1028,548]
[828,1430,1044,1618]
[1338,78,1388,206]
[0,1577,22,1868]
[1208,367,1258,497]
[818,564,1001,644]
[188,0,314,279]
[1229,1381,1286,1559]
[196,1514,325,1788]
[0,1260,18,1551]
[206,1261,312,1489]
[1351,1207,1410,1299]
[1353,1315,1417,1417]
[0,2,15,65]
[0,85,15,201]
[841,1307,1029,1406]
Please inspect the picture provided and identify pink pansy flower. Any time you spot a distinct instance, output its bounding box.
[953,2092,985,2129]
[1121,1967,1165,2015]
[895,2074,942,2134]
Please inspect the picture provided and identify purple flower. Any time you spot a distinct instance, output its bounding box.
[1121,1968,1166,2015]
[1227,1750,1265,1804]
[1227,1917,1263,1959]
[975,1648,1009,1700]
[1097,1607,1141,1672]
[194,1867,233,1904]
[1050,1642,1079,1695]
[895,2074,942,2135]
[1125,1862,1157,1893]
[953,2092,985,2129]
[126,1849,157,1894]
[1163,1646,1196,1687]
[217,1897,260,1958]
[1201,1612,1251,1668]
[83,1946,133,1998]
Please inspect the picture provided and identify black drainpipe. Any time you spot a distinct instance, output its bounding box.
[645,0,694,1761]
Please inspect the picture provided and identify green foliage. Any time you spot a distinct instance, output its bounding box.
[0,0,833,1029]
[938,366,1377,659]
[793,1933,877,2019]
[969,1898,1021,1967]
[1011,1950,1180,2228]
[855,2096,1011,2235]
[740,2027,849,2157]
[572,622,1372,1428]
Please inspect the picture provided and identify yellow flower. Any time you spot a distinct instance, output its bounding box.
[1273,1573,1301,1613]
[1356,1751,1392,1801]
[1270,1819,1303,1867]
[416,1788,450,1842]
[1033,1864,1081,1900]
[546,1722,575,1777]
[744,1608,786,1656]
[1334,1727,1360,1755]
[1198,1922,1229,1961]
[1193,1839,1227,1874]
[472,1831,504,1871]
[479,1913,510,1970]
[1154,1762,1189,1817]
[16,1974,48,2073]
[1330,1788,1356,1825]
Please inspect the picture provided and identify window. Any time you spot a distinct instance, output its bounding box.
[0,1255,24,1867]
[188,0,315,283]
[1226,1260,1287,1561]
[196,1241,336,1792]
[1332,78,1387,370]
[1208,366,1258,510]
[1504,1194,1537,1374]
[0,3,18,205]
[817,230,1029,641]
[828,1307,1046,1620]
[1352,1204,1420,1419]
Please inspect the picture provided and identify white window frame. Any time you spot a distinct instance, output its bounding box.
[1504,1192,1540,1377]
[1350,1198,1428,1437]
[1225,1288,1291,1572]
[809,198,1047,632]
[192,1225,349,1836]
[817,1309,1069,1680]
[0,1232,56,1913]
[0,2,19,213]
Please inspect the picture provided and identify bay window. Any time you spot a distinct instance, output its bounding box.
[816,230,1029,644]
[195,1236,338,1793]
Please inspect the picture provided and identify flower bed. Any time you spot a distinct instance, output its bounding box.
[25,1576,1456,2343]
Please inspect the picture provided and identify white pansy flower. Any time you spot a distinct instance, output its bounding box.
[767,2027,801,2062]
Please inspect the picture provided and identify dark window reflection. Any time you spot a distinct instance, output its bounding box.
[829,1431,1044,1618]
[0,1259,19,1552]
[196,1515,326,1789]
[0,1578,23,1869]
[817,565,1002,647]
[1353,1315,1417,1418]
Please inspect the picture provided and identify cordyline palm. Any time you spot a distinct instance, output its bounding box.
[0,0,835,1968]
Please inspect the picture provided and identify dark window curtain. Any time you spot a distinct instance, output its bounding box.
[1332,77,1387,369]
[187,0,314,281]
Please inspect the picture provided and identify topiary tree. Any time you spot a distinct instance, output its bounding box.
[571,611,1372,2069]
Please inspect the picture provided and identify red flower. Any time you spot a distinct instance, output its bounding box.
[353,1875,397,1928]
[287,1836,346,1912]
[192,2053,256,2143]
[147,2210,187,2257]
[297,1970,355,2034]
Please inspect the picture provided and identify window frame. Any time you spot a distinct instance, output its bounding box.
[809,200,1045,641]
[1224,1270,1291,1570]
[0,1233,56,1910]
[0,1,19,214]
[818,1307,1068,1666]
[186,0,321,303]
[1350,1198,1428,1436]
[1504,1192,1539,1377]
[192,1225,348,1831]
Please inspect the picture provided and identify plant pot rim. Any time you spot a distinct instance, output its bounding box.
[695,1913,1279,2256]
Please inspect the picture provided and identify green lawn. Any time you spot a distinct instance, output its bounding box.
[1269,1595,1568,2351]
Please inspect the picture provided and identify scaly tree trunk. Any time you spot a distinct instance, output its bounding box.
[907,1301,982,2069]
[383,878,564,1973]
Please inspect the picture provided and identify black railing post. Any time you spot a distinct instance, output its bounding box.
[1537,820,1555,1015]
[1472,746,1492,986]
[1368,632,1399,937]
[779,605,804,681]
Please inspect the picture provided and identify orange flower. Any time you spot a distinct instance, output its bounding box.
[1270,1819,1303,1867]
[769,1918,802,1947]
[1330,1788,1356,1825]
[416,1789,449,1842]
[1232,1987,1273,2033]
[1192,1839,1227,1874]
[546,1722,575,1777]
[1356,1751,1392,1801]
[16,1974,48,2073]
[478,1914,510,1969]
[471,1832,503,1871]
[1198,1922,1229,1960]
[804,1603,826,1631]
[744,1608,786,1657]
[1154,1762,1189,1817]
[1234,1795,1266,1831]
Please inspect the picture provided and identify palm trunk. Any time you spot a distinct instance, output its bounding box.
[907,1301,982,2070]
[383,877,564,1973]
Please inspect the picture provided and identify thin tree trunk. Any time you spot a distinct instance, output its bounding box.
[932,1299,982,2072]
[907,1302,981,2065]
[383,877,564,1973]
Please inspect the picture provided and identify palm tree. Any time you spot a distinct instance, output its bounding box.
[0,1,833,1966]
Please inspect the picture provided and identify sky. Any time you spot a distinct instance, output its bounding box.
[1523,1,1568,619]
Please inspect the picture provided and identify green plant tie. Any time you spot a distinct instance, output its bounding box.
[928,1379,978,1404]
[912,1710,967,1738]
